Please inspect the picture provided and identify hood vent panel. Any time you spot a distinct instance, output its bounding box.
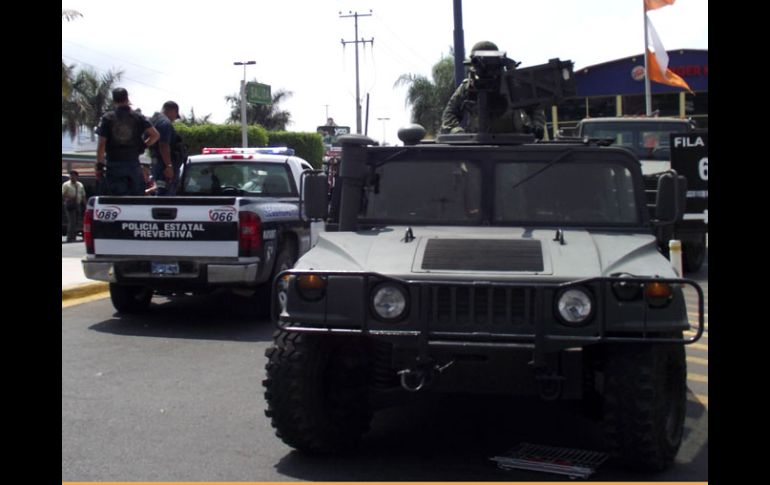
[422,239,544,272]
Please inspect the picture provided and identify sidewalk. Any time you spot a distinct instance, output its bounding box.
[62,238,108,301]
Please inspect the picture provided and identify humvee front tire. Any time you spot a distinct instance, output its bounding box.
[263,331,372,453]
[601,339,686,471]
[109,283,152,313]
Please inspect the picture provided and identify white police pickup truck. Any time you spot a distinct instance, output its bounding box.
[82,147,319,314]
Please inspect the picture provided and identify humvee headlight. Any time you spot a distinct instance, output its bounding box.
[296,274,326,301]
[371,284,408,321]
[556,288,594,325]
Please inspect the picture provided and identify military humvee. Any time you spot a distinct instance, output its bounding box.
[263,52,704,471]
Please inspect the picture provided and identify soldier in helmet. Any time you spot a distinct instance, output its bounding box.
[440,41,547,139]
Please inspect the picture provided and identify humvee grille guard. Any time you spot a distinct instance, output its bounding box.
[272,269,704,350]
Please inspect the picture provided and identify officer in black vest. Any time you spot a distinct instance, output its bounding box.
[96,88,160,195]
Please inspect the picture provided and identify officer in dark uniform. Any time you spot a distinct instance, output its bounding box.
[96,88,160,195]
[149,101,185,196]
[440,41,547,138]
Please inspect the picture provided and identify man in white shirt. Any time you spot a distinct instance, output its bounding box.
[62,170,86,242]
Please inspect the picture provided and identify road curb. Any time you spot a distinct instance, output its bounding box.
[62,282,109,301]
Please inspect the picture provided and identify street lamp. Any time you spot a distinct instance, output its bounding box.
[234,61,256,148]
[377,117,390,146]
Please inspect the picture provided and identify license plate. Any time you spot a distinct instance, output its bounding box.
[151,262,179,275]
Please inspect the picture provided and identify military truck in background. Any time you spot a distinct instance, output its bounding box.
[573,117,707,272]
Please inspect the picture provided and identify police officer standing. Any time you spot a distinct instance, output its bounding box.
[150,101,184,196]
[96,88,160,196]
[440,41,546,139]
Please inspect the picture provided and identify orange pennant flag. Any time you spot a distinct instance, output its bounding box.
[646,16,693,93]
[646,49,693,93]
[645,0,676,10]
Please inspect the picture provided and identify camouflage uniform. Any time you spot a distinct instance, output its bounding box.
[440,42,547,138]
[441,78,547,137]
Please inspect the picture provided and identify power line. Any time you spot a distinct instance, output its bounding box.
[62,54,175,94]
[340,9,374,134]
[373,15,434,67]
[62,40,166,75]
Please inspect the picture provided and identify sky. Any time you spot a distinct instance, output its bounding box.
[62,0,707,146]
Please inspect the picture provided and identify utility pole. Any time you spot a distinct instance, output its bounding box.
[340,10,373,134]
[452,0,466,87]
[377,117,390,145]
[234,60,256,147]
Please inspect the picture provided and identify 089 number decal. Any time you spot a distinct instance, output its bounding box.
[95,206,121,220]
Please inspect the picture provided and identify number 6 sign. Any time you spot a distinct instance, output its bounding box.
[698,157,708,181]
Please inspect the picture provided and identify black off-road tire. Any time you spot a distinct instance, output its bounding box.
[601,338,687,471]
[263,331,373,454]
[109,283,152,314]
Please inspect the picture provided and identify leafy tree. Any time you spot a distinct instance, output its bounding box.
[62,67,123,140]
[225,82,293,131]
[394,53,457,136]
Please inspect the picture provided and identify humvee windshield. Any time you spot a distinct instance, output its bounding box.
[361,159,639,226]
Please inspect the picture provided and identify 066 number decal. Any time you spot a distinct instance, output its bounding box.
[209,206,236,222]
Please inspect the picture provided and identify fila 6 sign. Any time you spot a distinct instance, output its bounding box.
[670,131,708,221]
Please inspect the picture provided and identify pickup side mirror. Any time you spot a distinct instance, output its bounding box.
[300,170,329,221]
[653,171,687,225]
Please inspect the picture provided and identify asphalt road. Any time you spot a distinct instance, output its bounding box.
[62,260,708,482]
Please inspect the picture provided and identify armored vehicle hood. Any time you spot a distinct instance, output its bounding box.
[295,226,677,281]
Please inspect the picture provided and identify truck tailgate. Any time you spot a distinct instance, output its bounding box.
[91,197,240,258]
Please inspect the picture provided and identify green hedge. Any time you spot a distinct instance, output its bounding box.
[173,124,324,168]
[174,124,268,156]
[267,131,324,168]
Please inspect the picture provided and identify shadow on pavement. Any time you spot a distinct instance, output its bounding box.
[271,392,708,482]
[88,291,276,343]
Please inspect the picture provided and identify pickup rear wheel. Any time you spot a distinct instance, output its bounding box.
[263,331,372,453]
[109,283,152,313]
[254,244,296,318]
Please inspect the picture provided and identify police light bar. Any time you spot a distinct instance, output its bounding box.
[201,147,295,156]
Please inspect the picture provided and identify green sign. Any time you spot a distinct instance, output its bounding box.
[246,82,271,105]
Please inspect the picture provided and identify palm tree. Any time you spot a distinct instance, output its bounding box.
[62,9,82,21]
[62,61,75,100]
[180,107,213,126]
[394,53,457,136]
[62,67,124,140]
[225,83,293,131]
[61,9,82,100]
